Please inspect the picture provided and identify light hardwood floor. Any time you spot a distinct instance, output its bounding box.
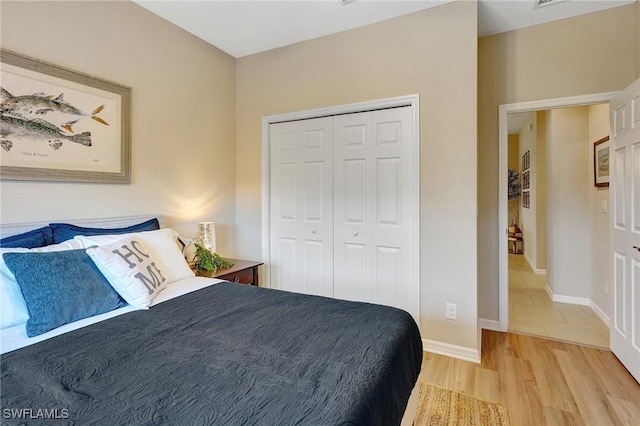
[419,331,640,426]
[508,254,609,348]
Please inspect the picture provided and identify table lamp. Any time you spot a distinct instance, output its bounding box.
[199,222,216,253]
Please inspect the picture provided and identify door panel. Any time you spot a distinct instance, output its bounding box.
[377,157,401,225]
[610,78,640,383]
[333,106,418,320]
[343,159,367,224]
[270,117,333,297]
[341,242,368,302]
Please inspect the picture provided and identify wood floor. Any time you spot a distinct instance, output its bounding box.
[419,330,640,425]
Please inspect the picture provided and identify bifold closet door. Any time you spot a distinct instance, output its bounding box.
[333,106,417,316]
[269,117,334,297]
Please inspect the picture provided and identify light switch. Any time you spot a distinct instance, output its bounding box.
[601,199,608,214]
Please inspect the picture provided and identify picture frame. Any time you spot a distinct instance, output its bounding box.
[522,150,530,171]
[523,170,530,189]
[593,136,610,188]
[0,49,131,183]
[522,190,530,209]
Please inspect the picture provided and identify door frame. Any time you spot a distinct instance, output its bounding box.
[497,91,619,331]
[261,94,420,320]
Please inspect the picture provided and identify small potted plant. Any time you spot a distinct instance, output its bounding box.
[193,244,233,276]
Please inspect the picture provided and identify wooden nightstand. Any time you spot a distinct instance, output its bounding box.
[195,259,263,286]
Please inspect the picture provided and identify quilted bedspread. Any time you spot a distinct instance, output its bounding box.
[1,282,422,425]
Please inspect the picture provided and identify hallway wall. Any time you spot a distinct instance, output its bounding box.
[545,107,590,299]
[587,104,611,321]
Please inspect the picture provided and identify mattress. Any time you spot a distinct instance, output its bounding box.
[1,282,423,425]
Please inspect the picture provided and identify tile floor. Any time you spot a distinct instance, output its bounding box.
[508,253,610,348]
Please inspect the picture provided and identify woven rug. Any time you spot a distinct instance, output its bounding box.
[415,382,510,426]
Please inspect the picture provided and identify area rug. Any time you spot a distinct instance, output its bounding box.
[415,382,510,426]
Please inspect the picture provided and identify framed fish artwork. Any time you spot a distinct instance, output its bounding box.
[0,49,131,183]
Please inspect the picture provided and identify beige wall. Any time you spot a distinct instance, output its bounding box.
[507,134,519,228]
[478,4,639,321]
[236,1,478,349]
[535,111,547,271]
[638,1,640,78]
[518,113,538,268]
[545,107,590,298]
[0,1,237,254]
[588,103,611,319]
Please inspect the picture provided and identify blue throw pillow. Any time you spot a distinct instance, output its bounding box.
[0,226,54,248]
[2,249,126,337]
[50,218,160,243]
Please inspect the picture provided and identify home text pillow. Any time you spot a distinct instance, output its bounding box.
[50,218,160,243]
[0,226,54,248]
[0,239,84,329]
[2,249,126,337]
[76,228,194,284]
[87,237,171,309]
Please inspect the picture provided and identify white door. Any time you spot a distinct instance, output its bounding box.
[610,78,640,383]
[333,106,419,321]
[269,117,334,297]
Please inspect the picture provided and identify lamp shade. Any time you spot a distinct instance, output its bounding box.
[198,222,216,253]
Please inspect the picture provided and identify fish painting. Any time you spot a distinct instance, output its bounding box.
[0,114,91,152]
[0,88,109,132]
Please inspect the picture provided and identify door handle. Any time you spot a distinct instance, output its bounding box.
[311,229,317,234]
[353,232,359,237]
[634,246,640,252]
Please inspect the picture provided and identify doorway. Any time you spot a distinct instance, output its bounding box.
[498,93,618,344]
[506,108,609,348]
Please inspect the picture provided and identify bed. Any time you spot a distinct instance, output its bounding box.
[0,216,422,425]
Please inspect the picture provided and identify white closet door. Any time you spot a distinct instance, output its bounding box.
[269,117,334,297]
[333,106,418,320]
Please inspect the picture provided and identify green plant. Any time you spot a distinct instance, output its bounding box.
[193,244,233,272]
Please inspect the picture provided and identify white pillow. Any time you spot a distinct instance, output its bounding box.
[0,240,85,329]
[86,237,170,309]
[75,228,194,285]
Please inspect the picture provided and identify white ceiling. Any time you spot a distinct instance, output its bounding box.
[133,0,636,58]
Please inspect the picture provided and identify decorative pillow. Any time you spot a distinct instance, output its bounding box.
[2,249,126,337]
[0,239,84,329]
[86,237,170,309]
[50,218,160,243]
[76,228,194,285]
[0,226,54,248]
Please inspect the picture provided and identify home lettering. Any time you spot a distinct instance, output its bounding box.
[111,240,150,268]
[134,262,166,295]
[112,240,166,294]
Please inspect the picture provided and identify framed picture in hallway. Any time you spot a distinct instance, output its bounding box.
[593,136,610,188]
[522,150,530,171]
[522,190,530,208]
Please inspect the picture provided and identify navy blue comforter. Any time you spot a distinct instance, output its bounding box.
[1,283,422,425]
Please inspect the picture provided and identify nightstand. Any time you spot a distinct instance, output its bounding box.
[195,259,263,286]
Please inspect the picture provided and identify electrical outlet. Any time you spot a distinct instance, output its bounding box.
[445,303,458,320]
[604,281,608,295]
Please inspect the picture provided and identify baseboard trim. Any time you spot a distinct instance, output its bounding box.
[479,318,501,331]
[590,301,610,327]
[422,339,480,364]
[524,252,546,275]
[541,285,611,328]
[548,290,591,306]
